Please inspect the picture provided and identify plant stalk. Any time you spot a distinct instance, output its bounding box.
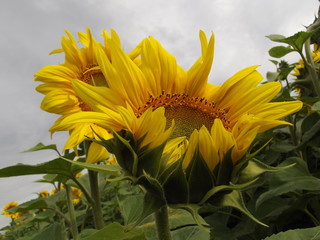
[88,170,105,229]
[65,184,79,240]
[154,205,172,240]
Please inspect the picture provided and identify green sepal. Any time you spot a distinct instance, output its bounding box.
[237,158,295,183]
[185,148,215,203]
[137,141,166,178]
[159,160,189,204]
[92,130,139,176]
[218,190,268,227]
[171,204,210,232]
[199,178,258,205]
[214,148,233,186]
[137,170,166,201]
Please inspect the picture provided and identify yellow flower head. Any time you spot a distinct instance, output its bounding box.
[34,28,137,163]
[39,190,50,198]
[53,31,302,173]
[2,202,24,219]
[71,187,82,204]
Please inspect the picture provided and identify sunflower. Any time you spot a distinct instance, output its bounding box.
[52,31,302,174]
[291,44,320,97]
[34,28,139,163]
[39,190,50,198]
[2,202,24,220]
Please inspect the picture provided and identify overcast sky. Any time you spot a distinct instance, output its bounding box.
[0,0,319,227]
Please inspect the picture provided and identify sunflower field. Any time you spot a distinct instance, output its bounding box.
[2,8,320,240]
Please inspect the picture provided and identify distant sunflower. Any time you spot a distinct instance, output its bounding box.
[2,202,24,219]
[54,31,302,171]
[35,28,139,163]
[39,190,50,198]
[291,44,320,97]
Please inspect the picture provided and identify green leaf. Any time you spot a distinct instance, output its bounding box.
[9,198,48,213]
[29,210,56,222]
[30,222,65,240]
[199,179,258,205]
[256,157,320,207]
[171,204,209,233]
[135,208,209,240]
[219,190,267,227]
[268,46,294,58]
[118,194,144,225]
[62,158,121,176]
[22,142,59,153]
[0,153,80,182]
[263,226,320,240]
[267,31,316,52]
[266,34,287,42]
[311,100,320,112]
[81,222,146,240]
[266,71,280,82]
[300,112,320,146]
[238,158,295,183]
[171,226,210,240]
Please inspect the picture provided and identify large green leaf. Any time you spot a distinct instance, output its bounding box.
[171,226,209,240]
[30,222,65,240]
[136,208,209,240]
[9,198,48,213]
[219,190,267,226]
[256,157,320,207]
[0,153,81,182]
[263,226,320,240]
[267,31,316,52]
[62,158,121,176]
[81,222,146,240]
[238,158,295,183]
[118,194,144,225]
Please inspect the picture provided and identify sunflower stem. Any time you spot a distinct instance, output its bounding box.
[154,205,172,240]
[65,184,79,240]
[88,170,105,229]
[304,14,320,97]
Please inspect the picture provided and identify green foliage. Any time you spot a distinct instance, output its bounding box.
[263,226,320,240]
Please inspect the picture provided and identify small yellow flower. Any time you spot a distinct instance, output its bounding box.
[39,190,50,198]
[71,187,82,204]
[2,202,25,220]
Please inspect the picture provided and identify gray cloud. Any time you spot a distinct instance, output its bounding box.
[0,0,319,227]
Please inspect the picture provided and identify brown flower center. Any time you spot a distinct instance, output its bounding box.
[137,92,230,138]
[78,65,107,111]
